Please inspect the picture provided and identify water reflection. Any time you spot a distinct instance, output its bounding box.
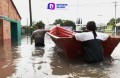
[50,50,115,78]
[0,45,15,78]
[0,34,120,78]
[32,47,44,57]
[8,35,54,78]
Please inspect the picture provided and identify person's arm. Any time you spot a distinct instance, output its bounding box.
[31,33,34,44]
[71,34,75,38]
[45,29,50,32]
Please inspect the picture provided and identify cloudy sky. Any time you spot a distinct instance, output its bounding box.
[13,0,120,25]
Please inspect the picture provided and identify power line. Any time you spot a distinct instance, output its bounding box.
[69,2,120,7]
[69,2,113,6]
[32,2,120,7]
[79,2,113,5]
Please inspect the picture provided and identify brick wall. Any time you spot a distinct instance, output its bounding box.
[0,1,2,15]
[0,0,21,20]
[0,20,3,45]
[3,20,11,39]
[8,0,21,21]
[0,0,21,46]
[0,20,3,39]
[2,20,11,47]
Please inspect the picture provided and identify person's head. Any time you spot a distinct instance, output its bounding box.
[86,21,97,39]
[86,21,97,31]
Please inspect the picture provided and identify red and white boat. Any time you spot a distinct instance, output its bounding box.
[47,26,120,59]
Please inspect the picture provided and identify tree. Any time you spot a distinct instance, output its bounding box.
[107,18,120,26]
[107,18,115,26]
[62,20,76,30]
[32,21,45,31]
[53,19,63,25]
[116,18,120,23]
[53,19,76,30]
[106,18,120,32]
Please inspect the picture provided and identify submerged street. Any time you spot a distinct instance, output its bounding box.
[0,34,120,78]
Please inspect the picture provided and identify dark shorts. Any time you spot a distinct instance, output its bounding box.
[35,43,45,47]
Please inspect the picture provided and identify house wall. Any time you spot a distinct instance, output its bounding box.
[0,1,2,15]
[0,20,3,45]
[2,20,11,47]
[0,0,21,20]
[0,0,21,46]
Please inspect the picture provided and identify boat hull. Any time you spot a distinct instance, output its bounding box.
[48,26,120,59]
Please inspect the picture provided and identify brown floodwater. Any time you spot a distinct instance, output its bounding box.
[0,34,120,78]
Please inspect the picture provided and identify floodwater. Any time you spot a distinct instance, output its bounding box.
[0,34,120,78]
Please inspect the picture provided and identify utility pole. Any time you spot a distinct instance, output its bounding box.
[113,1,117,36]
[29,0,32,35]
[76,0,79,31]
[27,18,28,44]
[29,0,32,44]
[77,0,79,19]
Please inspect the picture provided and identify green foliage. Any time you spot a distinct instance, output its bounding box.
[21,21,45,35]
[107,18,115,26]
[32,21,45,30]
[106,17,120,32]
[53,19,76,30]
[107,18,120,26]
[53,19,63,25]
[62,20,76,30]
[117,18,120,23]
[104,25,113,32]
[36,21,45,28]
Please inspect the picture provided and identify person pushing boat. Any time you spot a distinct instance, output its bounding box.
[73,21,110,63]
[31,25,49,47]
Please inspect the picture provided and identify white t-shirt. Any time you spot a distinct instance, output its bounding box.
[74,31,109,42]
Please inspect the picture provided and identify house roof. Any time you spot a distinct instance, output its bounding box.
[11,0,21,19]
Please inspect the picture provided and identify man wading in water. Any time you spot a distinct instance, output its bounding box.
[31,25,49,47]
[73,21,110,63]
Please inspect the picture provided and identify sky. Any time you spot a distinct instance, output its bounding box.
[13,0,120,26]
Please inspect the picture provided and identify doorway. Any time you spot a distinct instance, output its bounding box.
[10,22,18,45]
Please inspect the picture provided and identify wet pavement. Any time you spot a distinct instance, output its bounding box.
[0,34,120,78]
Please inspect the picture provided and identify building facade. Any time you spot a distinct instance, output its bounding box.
[0,0,21,47]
